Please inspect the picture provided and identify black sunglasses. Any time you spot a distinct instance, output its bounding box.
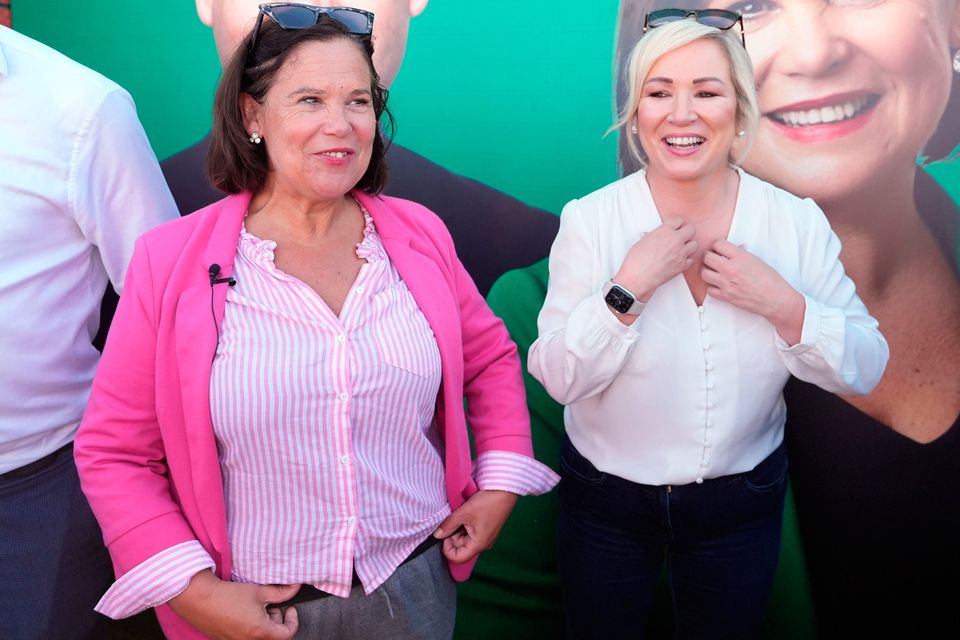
[250,3,375,53]
[643,9,745,46]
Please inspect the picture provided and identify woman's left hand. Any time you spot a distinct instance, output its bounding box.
[702,239,805,345]
[433,490,519,564]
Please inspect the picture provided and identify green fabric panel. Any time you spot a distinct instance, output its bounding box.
[456,259,816,638]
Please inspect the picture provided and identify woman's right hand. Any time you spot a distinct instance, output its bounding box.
[613,216,696,301]
[167,570,300,640]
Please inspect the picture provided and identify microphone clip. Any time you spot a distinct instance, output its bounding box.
[208,264,237,287]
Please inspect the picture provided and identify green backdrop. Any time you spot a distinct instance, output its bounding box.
[13,1,623,217]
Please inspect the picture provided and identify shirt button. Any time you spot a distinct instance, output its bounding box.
[695,477,704,484]
[706,419,714,428]
[346,516,356,524]
[701,460,710,467]
[703,343,712,351]
[705,362,714,371]
[336,334,346,344]
[356,286,365,294]
[338,392,349,402]
[339,455,349,464]
[697,306,705,315]
[703,440,711,447]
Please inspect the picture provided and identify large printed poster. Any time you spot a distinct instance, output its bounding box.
[13,1,959,637]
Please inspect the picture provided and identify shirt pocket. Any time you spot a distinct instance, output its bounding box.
[370,281,442,378]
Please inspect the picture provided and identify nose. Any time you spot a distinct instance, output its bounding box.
[771,4,851,78]
[322,106,352,136]
[668,93,697,125]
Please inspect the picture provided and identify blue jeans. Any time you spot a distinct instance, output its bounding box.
[0,444,114,640]
[558,436,787,640]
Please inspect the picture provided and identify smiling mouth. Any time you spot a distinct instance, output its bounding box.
[664,136,705,149]
[319,151,351,158]
[768,94,880,127]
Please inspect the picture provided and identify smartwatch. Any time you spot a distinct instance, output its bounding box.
[602,280,644,315]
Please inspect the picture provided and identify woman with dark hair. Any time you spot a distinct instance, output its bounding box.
[74,5,557,639]
[613,2,960,636]
[530,14,887,639]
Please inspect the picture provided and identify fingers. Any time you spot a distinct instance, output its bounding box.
[279,606,298,636]
[259,583,301,605]
[433,511,465,540]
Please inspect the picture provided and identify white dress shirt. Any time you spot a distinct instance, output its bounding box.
[529,169,888,485]
[0,26,177,472]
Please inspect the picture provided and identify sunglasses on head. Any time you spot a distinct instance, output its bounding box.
[250,3,375,53]
[643,9,745,46]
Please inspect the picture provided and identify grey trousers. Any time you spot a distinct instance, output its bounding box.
[287,544,456,639]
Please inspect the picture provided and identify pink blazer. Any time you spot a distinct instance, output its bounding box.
[75,191,533,639]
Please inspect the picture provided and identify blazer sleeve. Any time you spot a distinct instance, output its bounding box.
[429,217,536,459]
[75,237,197,576]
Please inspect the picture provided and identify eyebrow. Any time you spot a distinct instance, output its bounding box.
[287,87,373,98]
[644,76,726,86]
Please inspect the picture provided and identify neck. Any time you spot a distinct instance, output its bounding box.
[815,170,937,297]
[644,165,738,222]
[247,180,354,239]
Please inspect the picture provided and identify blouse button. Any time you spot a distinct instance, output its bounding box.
[339,455,349,464]
[356,286,365,294]
[697,306,705,315]
[336,334,346,344]
[705,362,714,371]
[695,477,704,484]
[339,392,349,402]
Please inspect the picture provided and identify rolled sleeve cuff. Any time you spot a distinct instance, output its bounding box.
[95,540,215,619]
[474,450,560,495]
[776,293,819,353]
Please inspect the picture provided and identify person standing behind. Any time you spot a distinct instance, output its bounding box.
[0,24,178,640]
[162,0,559,296]
[530,14,888,639]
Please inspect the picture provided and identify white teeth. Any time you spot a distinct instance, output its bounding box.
[321,151,349,158]
[665,136,704,147]
[772,96,874,127]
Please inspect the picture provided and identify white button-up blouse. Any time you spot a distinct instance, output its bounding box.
[529,169,888,485]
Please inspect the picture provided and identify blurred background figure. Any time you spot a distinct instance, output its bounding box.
[0,23,177,640]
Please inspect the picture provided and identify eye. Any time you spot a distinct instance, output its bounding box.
[722,0,778,27]
[647,90,670,98]
[300,96,320,105]
[696,90,719,98]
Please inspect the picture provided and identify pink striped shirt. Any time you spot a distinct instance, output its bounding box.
[95,212,558,618]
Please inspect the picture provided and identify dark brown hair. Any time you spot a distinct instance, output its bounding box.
[208,16,393,195]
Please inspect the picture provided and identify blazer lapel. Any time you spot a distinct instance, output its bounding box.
[172,193,250,570]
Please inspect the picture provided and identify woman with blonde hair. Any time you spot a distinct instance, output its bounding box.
[530,13,888,638]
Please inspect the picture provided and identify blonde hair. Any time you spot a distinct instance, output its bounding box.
[609,18,759,169]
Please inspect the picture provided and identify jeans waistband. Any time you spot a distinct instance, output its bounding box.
[268,535,441,609]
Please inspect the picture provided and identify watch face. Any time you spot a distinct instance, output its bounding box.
[604,285,635,314]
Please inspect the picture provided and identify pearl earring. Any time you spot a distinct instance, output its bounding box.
[631,125,638,134]
[736,130,746,137]
[954,50,960,74]
[249,132,262,144]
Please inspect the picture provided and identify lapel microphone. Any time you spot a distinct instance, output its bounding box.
[208,264,237,287]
